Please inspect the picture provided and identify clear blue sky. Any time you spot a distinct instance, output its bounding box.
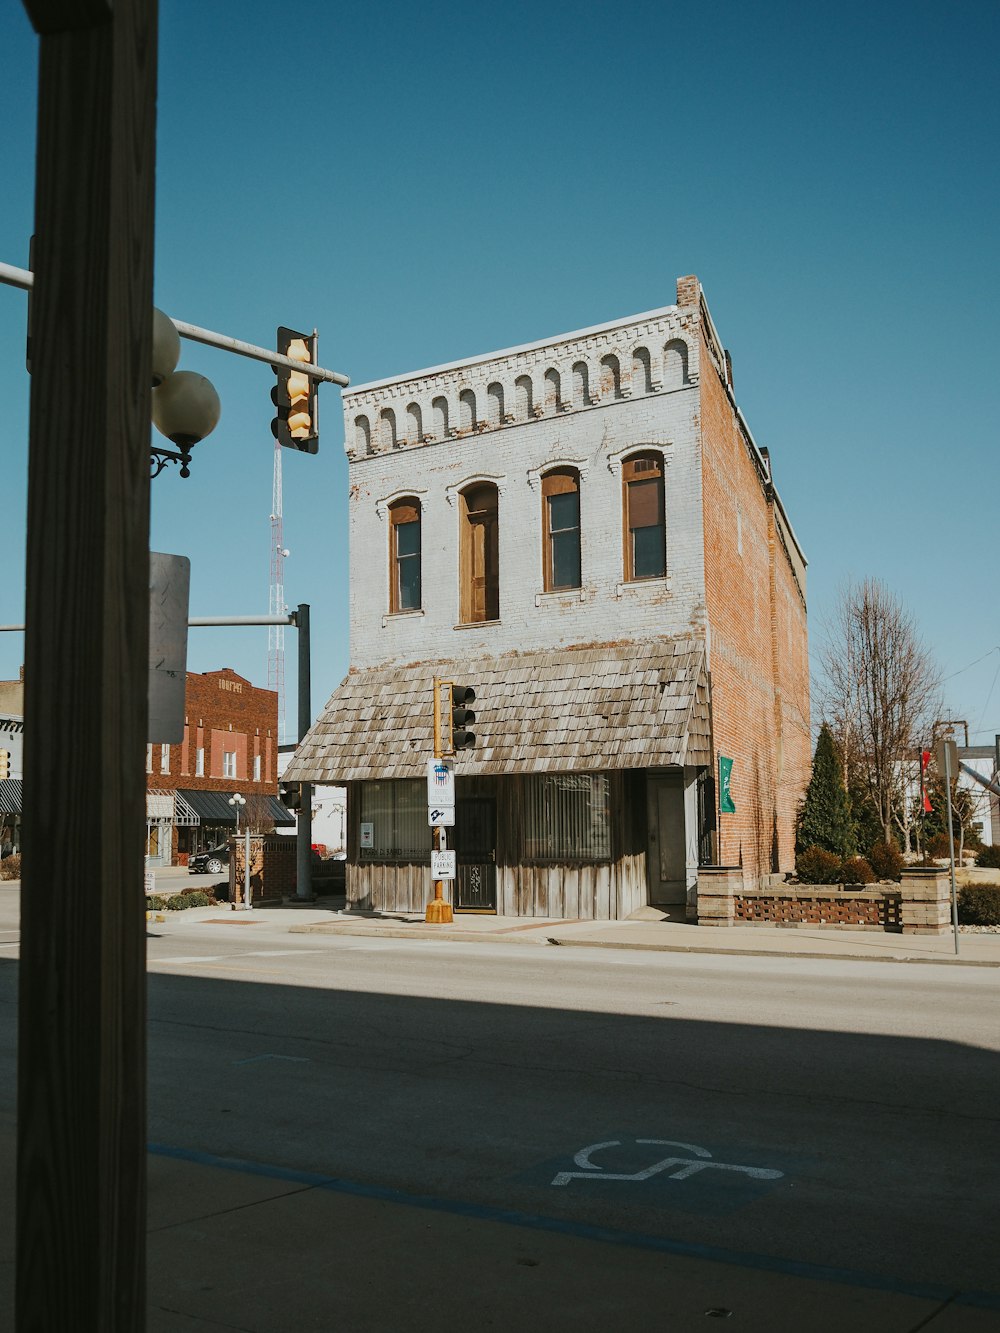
[1,0,998,743]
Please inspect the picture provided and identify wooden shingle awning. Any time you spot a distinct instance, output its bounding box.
[286,638,711,784]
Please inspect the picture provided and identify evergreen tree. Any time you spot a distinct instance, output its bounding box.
[797,723,856,856]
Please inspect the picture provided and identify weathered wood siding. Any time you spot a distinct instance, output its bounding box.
[345,772,651,920]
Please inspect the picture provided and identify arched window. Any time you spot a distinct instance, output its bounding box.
[631,347,652,394]
[599,354,621,399]
[544,367,561,412]
[515,374,534,419]
[459,483,499,623]
[406,401,423,444]
[622,452,665,580]
[355,415,372,453]
[432,396,449,439]
[388,498,421,612]
[541,468,581,591]
[459,388,477,433]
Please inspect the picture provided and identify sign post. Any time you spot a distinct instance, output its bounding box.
[426,683,456,923]
[935,738,961,956]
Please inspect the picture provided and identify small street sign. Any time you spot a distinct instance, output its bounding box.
[428,806,455,828]
[427,758,455,806]
[431,850,456,880]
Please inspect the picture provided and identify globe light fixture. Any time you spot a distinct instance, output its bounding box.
[151,370,221,478]
[151,307,181,387]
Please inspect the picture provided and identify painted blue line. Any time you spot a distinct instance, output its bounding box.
[147,1142,1000,1311]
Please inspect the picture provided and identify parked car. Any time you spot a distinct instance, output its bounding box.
[189,844,230,875]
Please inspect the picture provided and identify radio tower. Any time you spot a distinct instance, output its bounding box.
[268,437,287,742]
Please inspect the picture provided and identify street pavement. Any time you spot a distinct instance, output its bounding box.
[1,880,999,1329]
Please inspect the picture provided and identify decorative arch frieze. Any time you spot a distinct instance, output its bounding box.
[526,457,591,491]
[606,441,672,477]
[444,473,508,507]
[375,487,429,521]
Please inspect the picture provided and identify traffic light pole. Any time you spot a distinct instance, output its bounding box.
[426,679,453,924]
[295,603,313,901]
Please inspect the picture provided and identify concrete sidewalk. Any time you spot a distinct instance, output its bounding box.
[280,904,1000,966]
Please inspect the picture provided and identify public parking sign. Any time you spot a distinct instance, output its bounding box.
[431,850,456,880]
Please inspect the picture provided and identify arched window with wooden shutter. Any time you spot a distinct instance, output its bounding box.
[541,468,581,591]
[388,498,422,612]
[459,483,499,623]
[622,452,665,580]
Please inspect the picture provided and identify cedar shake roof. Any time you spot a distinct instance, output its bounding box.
[286,639,711,783]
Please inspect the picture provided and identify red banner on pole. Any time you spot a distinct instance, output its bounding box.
[920,749,933,813]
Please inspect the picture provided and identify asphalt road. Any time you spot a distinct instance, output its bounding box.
[1,884,998,1317]
[132,909,1000,1301]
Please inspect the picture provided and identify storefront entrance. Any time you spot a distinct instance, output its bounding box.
[454,796,496,912]
[646,772,687,905]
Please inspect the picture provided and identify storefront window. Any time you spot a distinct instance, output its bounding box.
[522,772,611,862]
[359,779,429,860]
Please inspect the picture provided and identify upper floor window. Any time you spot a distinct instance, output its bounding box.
[389,499,422,612]
[541,469,581,591]
[223,750,237,779]
[195,747,205,777]
[622,452,665,580]
[160,744,171,774]
[459,483,499,623]
[253,753,262,782]
[146,744,153,774]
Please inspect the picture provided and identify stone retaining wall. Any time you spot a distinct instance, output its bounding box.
[697,866,952,934]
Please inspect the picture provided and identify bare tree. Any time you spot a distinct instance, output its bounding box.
[243,791,277,835]
[820,579,940,847]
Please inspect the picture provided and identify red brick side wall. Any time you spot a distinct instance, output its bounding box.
[699,330,810,885]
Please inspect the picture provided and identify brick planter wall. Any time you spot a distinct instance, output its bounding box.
[697,866,952,934]
[228,835,297,904]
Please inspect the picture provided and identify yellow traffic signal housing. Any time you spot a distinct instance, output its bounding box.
[271,326,319,453]
[0,749,9,779]
[433,681,476,755]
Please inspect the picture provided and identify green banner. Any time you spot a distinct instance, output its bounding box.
[719,755,735,813]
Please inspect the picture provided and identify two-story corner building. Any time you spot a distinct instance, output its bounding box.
[286,275,811,919]
[145,667,293,866]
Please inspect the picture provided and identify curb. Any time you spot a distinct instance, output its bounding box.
[287,921,1000,966]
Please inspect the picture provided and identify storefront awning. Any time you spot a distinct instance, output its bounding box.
[286,638,712,783]
[0,779,22,815]
[176,789,296,827]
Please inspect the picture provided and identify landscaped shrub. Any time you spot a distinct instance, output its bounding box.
[925,832,952,859]
[165,890,213,910]
[958,885,1000,926]
[181,885,217,903]
[145,894,168,910]
[839,857,874,885]
[975,845,1000,870]
[0,853,21,881]
[795,845,842,884]
[867,840,903,881]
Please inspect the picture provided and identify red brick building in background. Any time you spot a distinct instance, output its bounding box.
[145,667,292,865]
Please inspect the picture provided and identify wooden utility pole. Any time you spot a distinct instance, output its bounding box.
[17,0,157,1328]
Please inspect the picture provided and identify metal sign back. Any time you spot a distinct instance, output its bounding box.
[148,552,190,743]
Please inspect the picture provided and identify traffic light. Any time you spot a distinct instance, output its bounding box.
[0,749,9,779]
[279,779,302,811]
[450,685,477,752]
[271,326,318,454]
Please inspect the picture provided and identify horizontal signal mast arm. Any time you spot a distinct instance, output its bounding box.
[0,261,349,387]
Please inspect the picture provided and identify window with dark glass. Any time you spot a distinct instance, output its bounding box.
[460,483,499,623]
[542,469,581,591]
[623,452,665,580]
[358,779,428,860]
[521,773,611,862]
[389,499,421,612]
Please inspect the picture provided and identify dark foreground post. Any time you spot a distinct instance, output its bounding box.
[17,1,157,1328]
